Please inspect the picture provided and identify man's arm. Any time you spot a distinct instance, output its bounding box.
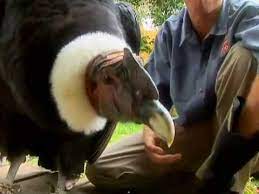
[234,2,259,71]
[146,22,173,111]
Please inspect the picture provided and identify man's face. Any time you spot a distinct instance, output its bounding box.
[184,0,221,14]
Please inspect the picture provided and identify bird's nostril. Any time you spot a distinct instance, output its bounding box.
[135,90,143,103]
[135,90,141,97]
[104,75,114,84]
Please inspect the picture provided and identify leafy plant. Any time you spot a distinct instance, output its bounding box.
[149,0,184,25]
[118,0,184,26]
[140,27,158,61]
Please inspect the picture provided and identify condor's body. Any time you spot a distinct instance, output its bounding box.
[0,0,140,182]
[0,1,175,193]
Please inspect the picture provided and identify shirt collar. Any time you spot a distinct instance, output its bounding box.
[210,0,229,36]
[179,9,193,46]
[179,0,229,47]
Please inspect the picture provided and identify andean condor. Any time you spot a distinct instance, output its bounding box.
[0,0,175,193]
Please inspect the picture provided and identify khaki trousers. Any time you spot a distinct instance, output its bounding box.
[86,42,259,193]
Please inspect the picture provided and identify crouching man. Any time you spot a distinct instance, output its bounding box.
[87,0,259,193]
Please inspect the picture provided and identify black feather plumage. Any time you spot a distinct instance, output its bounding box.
[116,2,141,54]
[0,0,141,189]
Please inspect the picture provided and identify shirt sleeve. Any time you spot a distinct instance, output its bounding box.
[145,23,173,110]
[234,3,259,72]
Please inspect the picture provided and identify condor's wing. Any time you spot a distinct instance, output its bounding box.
[0,0,68,128]
[116,2,141,54]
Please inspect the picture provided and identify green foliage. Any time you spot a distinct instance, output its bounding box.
[140,35,154,54]
[119,0,142,7]
[149,0,184,25]
[118,0,184,26]
[245,177,258,194]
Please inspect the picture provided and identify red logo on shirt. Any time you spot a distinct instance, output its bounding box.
[221,38,231,56]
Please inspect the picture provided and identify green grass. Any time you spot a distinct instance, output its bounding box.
[109,122,143,143]
[245,178,258,194]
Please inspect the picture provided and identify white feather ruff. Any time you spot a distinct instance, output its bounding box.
[50,32,130,134]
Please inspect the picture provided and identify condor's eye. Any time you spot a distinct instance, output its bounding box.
[103,74,114,84]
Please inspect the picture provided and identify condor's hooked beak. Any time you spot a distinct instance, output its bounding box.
[139,100,175,147]
[86,48,175,147]
[121,48,175,147]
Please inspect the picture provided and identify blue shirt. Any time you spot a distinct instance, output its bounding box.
[146,0,259,126]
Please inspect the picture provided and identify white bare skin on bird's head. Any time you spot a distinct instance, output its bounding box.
[85,48,175,147]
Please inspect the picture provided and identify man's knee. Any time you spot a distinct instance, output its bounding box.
[228,42,254,61]
[215,42,259,137]
[217,42,257,85]
[239,76,259,137]
[215,42,258,124]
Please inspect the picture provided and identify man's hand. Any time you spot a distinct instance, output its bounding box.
[143,125,182,164]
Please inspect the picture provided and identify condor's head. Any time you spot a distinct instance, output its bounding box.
[51,32,174,147]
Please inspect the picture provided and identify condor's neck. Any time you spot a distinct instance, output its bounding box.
[50,32,130,135]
